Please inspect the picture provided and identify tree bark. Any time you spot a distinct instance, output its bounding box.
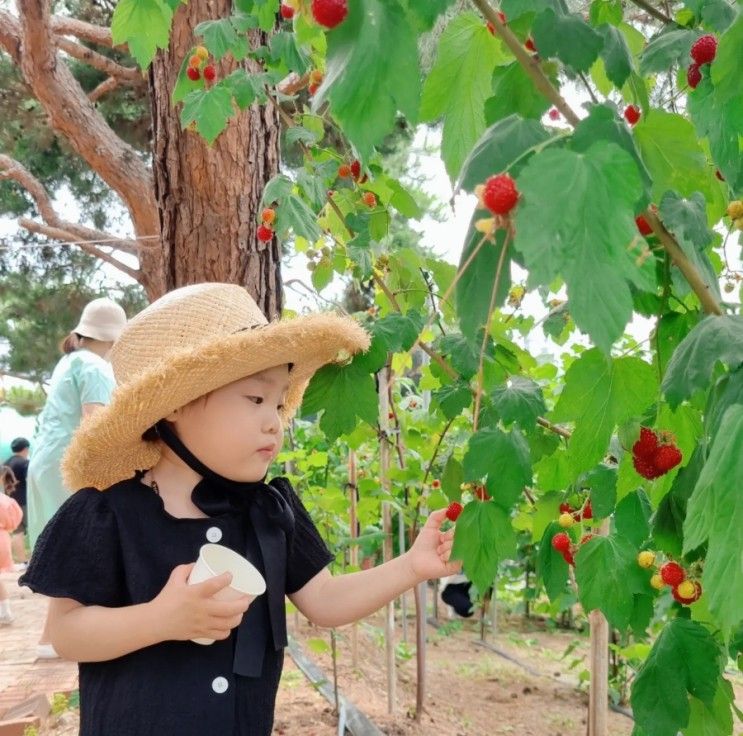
[150,1,283,318]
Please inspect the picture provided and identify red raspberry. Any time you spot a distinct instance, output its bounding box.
[431,479,441,489]
[653,444,682,474]
[632,427,658,459]
[446,501,463,522]
[186,67,201,81]
[548,108,560,121]
[562,549,575,566]
[690,34,717,65]
[311,0,348,29]
[687,63,702,89]
[482,174,519,216]
[338,164,352,178]
[308,83,320,95]
[188,54,202,69]
[525,37,537,52]
[559,502,572,514]
[474,485,491,501]
[203,65,216,82]
[261,207,276,225]
[280,3,295,19]
[635,215,653,236]
[582,500,593,520]
[362,192,377,208]
[660,561,686,587]
[624,105,641,125]
[350,160,361,180]
[672,581,702,605]
[257,224,273,242]
[551,532,571,553]
[633,454,662,480]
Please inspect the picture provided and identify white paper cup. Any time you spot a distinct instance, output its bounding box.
[187,543,266,645]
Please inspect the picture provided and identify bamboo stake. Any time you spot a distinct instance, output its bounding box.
[349,449,359,669]
[378,365,396,713]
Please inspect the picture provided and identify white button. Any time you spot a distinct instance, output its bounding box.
[206,526,222,543]
[212,676,229,694]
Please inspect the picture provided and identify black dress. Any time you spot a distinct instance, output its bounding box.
[19,475,334,736]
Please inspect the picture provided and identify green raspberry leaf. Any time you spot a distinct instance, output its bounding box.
[662,316,743,408]
[111,0,173,69]
[631,619,722,736]
[684,405,743,634]
[633,110,721,209]
[551,349,657,477]
[490,376,547,430]
[531,9,605,73]
[421,13,509,179]
[301,337,385,441]
[194,18,239,61]
[575,534,647,629]
[180,85,235,145]
[451,500,517,595]
[372,311,424,353]
[639,28,698,75]
[457,115,550,193]
[536,521,570,601]
[597,24,633,89]
[463,428,532,511]
[317,0,421,160]
[513,142,646,352]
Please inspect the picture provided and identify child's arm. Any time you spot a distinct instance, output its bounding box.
[48,564,252,662]
[290,509,461,628]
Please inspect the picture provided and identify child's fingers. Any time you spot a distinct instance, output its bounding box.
[439,529,455,543]
[437,541,454,558]
[193,571,233,598]
[206,596,252,617]
[424,508,449,530]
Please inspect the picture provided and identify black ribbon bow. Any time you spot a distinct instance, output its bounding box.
[155,420,294,677]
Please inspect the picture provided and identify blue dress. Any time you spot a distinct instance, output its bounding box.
[26,350,115,547]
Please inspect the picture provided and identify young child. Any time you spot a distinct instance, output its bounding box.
[20,283,461,736]
[0,465,23,625]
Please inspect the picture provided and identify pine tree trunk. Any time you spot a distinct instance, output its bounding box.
[149,0,282,318]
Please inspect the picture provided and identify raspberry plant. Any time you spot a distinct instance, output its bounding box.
[115,0,743,733]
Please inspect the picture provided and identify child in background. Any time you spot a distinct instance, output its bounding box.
[0,465,23,624]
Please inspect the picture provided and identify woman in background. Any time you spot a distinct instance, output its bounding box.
[26,297,127,655]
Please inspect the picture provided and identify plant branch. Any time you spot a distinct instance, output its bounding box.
[50,15,114,47]
[644,210,723,316]
[628,0,673,24]
[56,37,143,85]
[88,76,119,102]
[0,154,139,258]
[470,0,581,126]
[473,233,510,432]
[20,220,140,282]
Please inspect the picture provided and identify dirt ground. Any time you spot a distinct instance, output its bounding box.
[36,596,646,735]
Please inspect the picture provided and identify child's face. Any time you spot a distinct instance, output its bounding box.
[170,364,290,482]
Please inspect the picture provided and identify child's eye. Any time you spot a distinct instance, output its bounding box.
[246,396,264,405]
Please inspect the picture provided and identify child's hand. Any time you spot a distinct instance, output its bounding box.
[406,509,463,582]
[151,563,252,643]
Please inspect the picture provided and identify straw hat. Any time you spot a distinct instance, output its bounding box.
[73,297,128,342]
[62,283,370,490]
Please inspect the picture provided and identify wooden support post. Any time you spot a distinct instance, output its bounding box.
[588,519,610,736]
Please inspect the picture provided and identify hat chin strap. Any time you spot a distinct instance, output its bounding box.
[154,419,268,487]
